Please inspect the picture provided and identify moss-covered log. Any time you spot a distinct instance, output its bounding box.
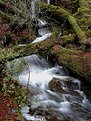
[74,0,91,38]
[38,2,86,42]
[59,34,76,46]
[0,37,91,82]
[51,44,91,82]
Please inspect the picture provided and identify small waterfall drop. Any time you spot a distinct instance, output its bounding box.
[31,0,36,17]
[7,54,91,121]
[18,0,52,45]
[31,1,35,17]
[30,0,52,43]
[32,19,52,43]
[47,0,50,4]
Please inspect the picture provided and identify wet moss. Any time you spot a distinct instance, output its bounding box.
[60,34,76,45]
[58,51,91,82]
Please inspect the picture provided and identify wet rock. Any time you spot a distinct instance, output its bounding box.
[48,78,65,93]
[48,77,80,95]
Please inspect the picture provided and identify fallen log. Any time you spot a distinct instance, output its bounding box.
[0,37,91,82]
[58,34,76,46]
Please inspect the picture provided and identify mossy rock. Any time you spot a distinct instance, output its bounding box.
[48,78,65,93]
[48,77,81,96]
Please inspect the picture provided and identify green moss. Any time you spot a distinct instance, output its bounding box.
[49,78,65,93]
[61,34,76,45]
[68,15,86,42]
[57,50,91,82]
[1,70,28,108]
[85,30,91,38]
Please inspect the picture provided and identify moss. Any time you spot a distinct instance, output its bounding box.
[38,1,70,19]
[60,34,76,45]
[65,44,77,49]
[79,18,88,25]
[74,0,91,33]
[48,78,65,93]
[0,47,20,61]
[38,2,86,43]
[0,73,27,121]
[68,15,86,42]
[1,71,28,108]
[58,51,91,82]
[85,30,91,38]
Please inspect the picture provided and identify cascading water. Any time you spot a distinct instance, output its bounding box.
[31,0,36,17]
[7,54,91,121]
[47,0,50,4]
[31,0,52,43]
[32,18,52,43]
[18,0,52,45]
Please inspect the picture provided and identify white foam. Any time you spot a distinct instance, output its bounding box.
[32,33,52,43]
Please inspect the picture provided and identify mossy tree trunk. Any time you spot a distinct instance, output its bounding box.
[0,37,91,82]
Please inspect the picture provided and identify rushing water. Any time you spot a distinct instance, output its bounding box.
[7,54,91,121]
[31,0,52,43]
[32,19,51,43]
[47,0,50,4]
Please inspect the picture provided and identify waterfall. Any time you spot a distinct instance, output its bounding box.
[47,0,50,4]
[7,54,91,121]
[31,0,52,43]
[31,0,36,17]
[32,19,52,43]
[31,0,41,17]
[17,0,52,45]
[38,19,46,27]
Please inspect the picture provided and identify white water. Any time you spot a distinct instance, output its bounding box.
[7,54,91,121]
[47,0,50,4]
[32,19,52,43]
[38,19,47,26]
[32,33,51,43]
[31,0,52,42]
[31,0,36,17]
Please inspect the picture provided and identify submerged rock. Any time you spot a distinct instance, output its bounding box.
[48,78,64,93]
